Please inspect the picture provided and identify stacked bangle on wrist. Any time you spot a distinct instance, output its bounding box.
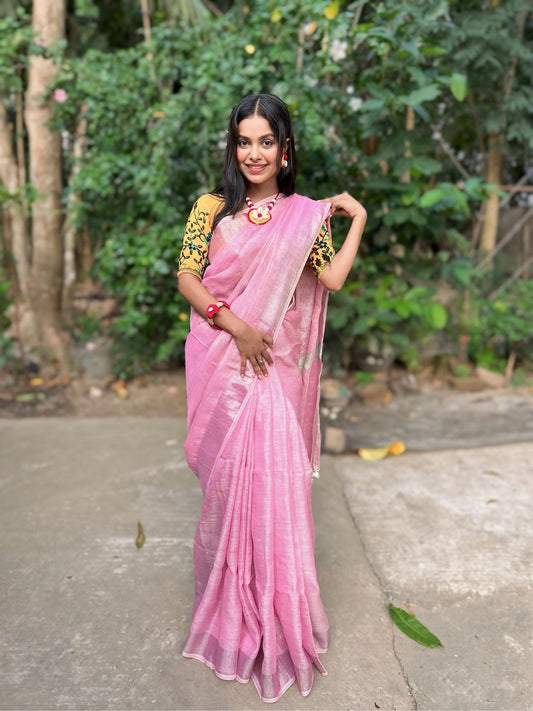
[206,300,230,330]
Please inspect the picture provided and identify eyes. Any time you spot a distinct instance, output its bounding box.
[237,138,276,148]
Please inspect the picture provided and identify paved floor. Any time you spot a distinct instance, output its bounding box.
[1,414,532,710]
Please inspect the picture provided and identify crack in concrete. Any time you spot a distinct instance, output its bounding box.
[336,467,418,710]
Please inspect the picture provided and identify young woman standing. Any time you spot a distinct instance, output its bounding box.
[178,93,366,703]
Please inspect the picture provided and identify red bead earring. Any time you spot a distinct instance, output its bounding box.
[280,152,288,169]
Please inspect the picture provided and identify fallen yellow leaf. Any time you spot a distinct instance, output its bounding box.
[357,441,406,461]
[357,445,389,461]
[30,377,43,386]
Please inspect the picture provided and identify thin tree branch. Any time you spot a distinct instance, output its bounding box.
[431,126,471,180]
[201,0,222,16]
[476,208,533,270]
[341,2,366,92]
[489,255,533,298]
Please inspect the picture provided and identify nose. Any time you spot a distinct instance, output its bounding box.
[249,143,261,161]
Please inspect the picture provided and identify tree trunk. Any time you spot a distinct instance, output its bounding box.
[24,0,69,365]
[0,102,32,305]
[479,133,503,254]
[62,109,87,326]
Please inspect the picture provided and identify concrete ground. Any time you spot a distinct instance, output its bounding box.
[1,412,532,710]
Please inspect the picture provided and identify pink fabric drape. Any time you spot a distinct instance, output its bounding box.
[182,194,332,703]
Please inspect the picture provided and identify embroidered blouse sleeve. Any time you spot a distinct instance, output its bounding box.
[177,196,217,279]
[309,221,335,278]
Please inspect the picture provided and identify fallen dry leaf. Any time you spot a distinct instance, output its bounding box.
[357,441,406,461]
[111,379,128,399]
[135,521,145,549]
[388,440,406,456]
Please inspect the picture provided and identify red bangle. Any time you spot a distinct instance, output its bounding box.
[206,300,230,329]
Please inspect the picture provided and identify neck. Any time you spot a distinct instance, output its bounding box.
[246,185,279,202]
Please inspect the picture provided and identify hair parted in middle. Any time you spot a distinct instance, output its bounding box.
[212,93,297,229]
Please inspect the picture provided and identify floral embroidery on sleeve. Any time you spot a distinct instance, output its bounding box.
[177,197,215,279]
[309,221,335,278]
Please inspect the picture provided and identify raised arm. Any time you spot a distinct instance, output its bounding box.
[319,192,366,292]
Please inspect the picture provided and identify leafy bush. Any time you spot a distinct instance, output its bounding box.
[96,223,190,378]
[49,1,532,376]
[326,253,449,372]
[467,279,533,371]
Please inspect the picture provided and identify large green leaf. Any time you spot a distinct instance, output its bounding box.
[420,188,445,208]
[421,302,448,330]
[389,604,442,647]
[400,84,441,106]
[450,73,468,102]
[412,157,442,175]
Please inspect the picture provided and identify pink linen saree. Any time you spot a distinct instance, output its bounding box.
[182,193,332,703]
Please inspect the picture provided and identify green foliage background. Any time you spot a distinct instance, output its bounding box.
[4,0,533,377]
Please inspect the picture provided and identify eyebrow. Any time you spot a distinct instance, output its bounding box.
[237,133,276,140]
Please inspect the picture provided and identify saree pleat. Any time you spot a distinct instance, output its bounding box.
[182,194,331,703]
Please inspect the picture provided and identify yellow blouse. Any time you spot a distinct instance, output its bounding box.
[177,193,335,280]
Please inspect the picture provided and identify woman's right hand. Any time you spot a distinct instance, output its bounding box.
[176,274,273,378]
[233,321,273,379]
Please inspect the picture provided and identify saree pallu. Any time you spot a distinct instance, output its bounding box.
[182,194,332,703]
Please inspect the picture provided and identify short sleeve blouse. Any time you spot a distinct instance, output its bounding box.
[177,193,335,280]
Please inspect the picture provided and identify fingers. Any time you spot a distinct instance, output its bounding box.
[329,193,364,219]
[254,354,268,379]
[237,327,274,379]
[321,192,362,216]
[262,348,273,366]
[254,335,273,377]
[240,350,272,379]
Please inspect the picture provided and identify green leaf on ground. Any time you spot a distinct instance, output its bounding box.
[16,392,46,402]
[389,604,443,647]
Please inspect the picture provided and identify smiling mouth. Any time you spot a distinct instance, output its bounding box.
[246,164,267,172]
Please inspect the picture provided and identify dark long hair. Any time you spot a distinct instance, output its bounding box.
[212,93,297,229]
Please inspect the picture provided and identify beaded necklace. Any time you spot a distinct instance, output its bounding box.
[245,193,280,225]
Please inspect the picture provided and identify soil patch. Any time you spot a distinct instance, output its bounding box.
[0,370,188,419]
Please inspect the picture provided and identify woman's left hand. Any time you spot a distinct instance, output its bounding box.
[322,191,366,220]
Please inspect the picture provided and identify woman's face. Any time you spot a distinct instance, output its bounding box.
[235,114,279,197]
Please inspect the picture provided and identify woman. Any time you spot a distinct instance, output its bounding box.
[178,93,366,703]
